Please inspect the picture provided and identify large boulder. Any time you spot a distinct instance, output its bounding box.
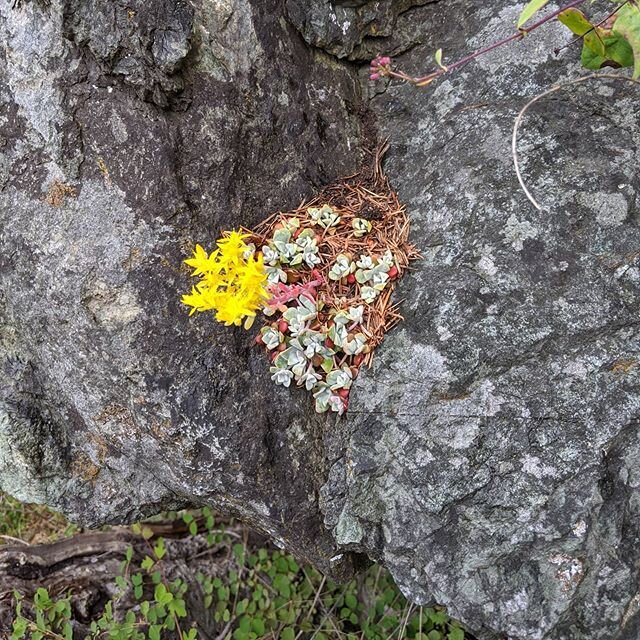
[1,0,639,638]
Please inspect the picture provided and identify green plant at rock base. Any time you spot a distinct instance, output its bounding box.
[5,499,472,640]
[369,0,640,87]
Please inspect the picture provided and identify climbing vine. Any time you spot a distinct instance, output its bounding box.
[369,0,640,87]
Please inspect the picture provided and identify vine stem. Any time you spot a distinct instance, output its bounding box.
[386,0,588,86]
[512,73,640,210]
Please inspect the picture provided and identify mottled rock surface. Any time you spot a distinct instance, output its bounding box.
[0,0,365,577]
[1,0,640,639]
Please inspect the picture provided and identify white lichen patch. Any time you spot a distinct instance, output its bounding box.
[572,520,587,538]
[502,214,538,251]
[521,454,559,479]
[335,509,364,545]
[476,255,499,278]
[85,281,143,329]
[577,191,628,227]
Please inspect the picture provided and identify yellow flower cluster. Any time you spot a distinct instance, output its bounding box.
[181,230,269,328]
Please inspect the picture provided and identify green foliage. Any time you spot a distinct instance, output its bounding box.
[518,0,552,29]
[519,0,640,75]
[613,2,640,77]
[6,503,471,640]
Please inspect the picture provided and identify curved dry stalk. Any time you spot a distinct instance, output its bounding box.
[512,72,640,210]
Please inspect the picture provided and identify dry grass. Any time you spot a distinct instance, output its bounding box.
[0,492,74,545]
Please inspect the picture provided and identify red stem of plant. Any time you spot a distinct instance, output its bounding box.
[392,0,588,86]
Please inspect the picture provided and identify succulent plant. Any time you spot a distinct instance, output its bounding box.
[354,251,394,300]
[283,217,300,232]
[275,345,307,377]
[326,365,353,390]
[261,245,280,265]
[283,295,317,326]
[266,266,287,285]
[308,204,341,229]
[261,326,284,350]
[295,230,321,267]
[313,382,333,413]
[270,366,294,387]
[328,394,347,415]
[356,254,375,270]
[329,254,356,281]
[301,331,334,359]
[242,242,257,259]
[360,285,379,303]
[352,217,372,237]
[370,270,390,290]
[328,321,349,348]
[379,249,394,269]
[299,366,322,391]
[348,305,364,324]
[343,332,367,355]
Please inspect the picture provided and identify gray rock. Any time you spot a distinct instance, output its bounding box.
[322,1,640,639]
[285,0,435,60]
[0,0,364,577]
[1,0,640,638]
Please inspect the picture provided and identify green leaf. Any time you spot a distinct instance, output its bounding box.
[557,8,592,36]
[173,599,188,618]
[613,3,640,77]
[149,624,162,640]
[155,583,173,606]
[517,0,551,29]
[603,33,634,67]
[251,617,265,635]
[583,29,605,57]
[430,611,449,626]
[581,33,635,70]
[434,48,446,70]
[321,358,334,374]
[154,538,166,560]
[448,628,465,640]
[281,628,295,640]
[272,574,291,599]
[581,42,607,69]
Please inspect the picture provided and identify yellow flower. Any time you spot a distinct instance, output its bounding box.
[181,230,268,328]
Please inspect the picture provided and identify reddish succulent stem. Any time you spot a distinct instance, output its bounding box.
[388,0,588,87]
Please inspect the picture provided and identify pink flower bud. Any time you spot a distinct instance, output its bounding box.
[369,72,380,81]
[380,56,391,66]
